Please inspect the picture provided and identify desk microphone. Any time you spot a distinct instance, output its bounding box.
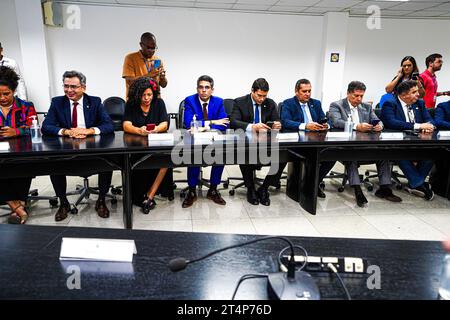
[168,236,320,300]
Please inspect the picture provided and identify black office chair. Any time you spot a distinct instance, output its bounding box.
[104,96,125,195]
[172,100,227,198]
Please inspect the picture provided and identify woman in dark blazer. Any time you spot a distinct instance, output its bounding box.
[0,66,36,224]
[123,77,174,213]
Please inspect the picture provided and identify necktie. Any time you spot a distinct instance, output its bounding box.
[301,104,309,123]
[254,104,260,124]
[202,103,208,120]
[71,101,78,128]
[407,105,415,124]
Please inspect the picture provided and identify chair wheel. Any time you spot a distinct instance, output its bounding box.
[338,186,345,192]
[229,189,235,196]
[173,183,177,190]
[223,183,229,189]
[168,196,174,201]
[30,191,39,196]
[111,187,120,195]
[180,192,185,198]
[367,186,374,192]
[365,171,370,177]
[396,184,403,190]
[275,183,281,190]
[111,198,118,205]
[71,207,78,214]
[319,182,325,190]
[49,199,58,207]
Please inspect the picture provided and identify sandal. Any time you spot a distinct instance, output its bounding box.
[7,205,28,225]
[141,196,156,214]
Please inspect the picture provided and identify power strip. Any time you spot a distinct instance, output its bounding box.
[280,255,369,274]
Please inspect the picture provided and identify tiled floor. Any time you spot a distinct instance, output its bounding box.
[2,163,449,242]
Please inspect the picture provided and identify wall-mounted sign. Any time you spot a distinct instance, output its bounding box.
[330,53,339,63]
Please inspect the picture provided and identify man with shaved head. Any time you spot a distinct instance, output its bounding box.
[122,32,168,96]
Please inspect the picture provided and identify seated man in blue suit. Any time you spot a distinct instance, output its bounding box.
[42,70,114,221]
[182,75,229,208]
[435,99,450,129]
[380,80,435,200]
[281,78,335,198]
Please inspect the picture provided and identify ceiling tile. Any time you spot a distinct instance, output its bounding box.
[236,0,279,4]
[117,0,157,4]
[314,0,363,8]
[380,9,412,16]
[407,10,448,17]
[303,6,346,13]
[388,1,442,11]
[232,4,272,11]
[275,0,321,6]
[269,5,310,12]
[195,2,234,9]
[155,0,195,7]
[423,3,450,11]
[351,1,402,10]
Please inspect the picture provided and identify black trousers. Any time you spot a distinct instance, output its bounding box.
[50,172,112,199]
[0,178,32,202]
[239,163,286,190]
[319,161,336,183]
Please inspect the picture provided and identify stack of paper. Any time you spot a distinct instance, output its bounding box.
[148,133,174,142]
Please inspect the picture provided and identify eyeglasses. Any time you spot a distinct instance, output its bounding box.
[63,84,82,90]
[197,85,212,90]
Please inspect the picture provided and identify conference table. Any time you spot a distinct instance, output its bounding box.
[1,130,450,229]
[0,224,445,300]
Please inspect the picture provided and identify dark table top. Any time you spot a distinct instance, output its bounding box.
[0,225,445,300]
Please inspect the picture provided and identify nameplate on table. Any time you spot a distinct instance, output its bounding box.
[438,131,450,139]
[0,142,9,151]
[326,132,351,139]
[194,132,218,140]
[213,134,240,141]
[380,132,404,140]
[148,133,174,142]
[59,237,137,262]
[276,132,299,141]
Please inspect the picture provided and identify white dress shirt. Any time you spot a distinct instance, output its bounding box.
[298,101,313,131]
[199,98,211,129]
[399,98,421,130]
[58,97,100,135]
[246,96,263,132]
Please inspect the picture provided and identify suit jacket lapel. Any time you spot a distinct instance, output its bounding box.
[83,94,91,127]
[63,96,71,127]
[247,94,254,123]
[395,97,407,122]
[343,99,351,118]
[307,100,316,122]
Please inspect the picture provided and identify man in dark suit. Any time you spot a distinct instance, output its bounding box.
[380,80,435,200]
[182,75,229,208]
[435,100,450,129]
[330,81,401,207]
[42,70,114,221]
[281,78,335,198]
[230,78,284,206]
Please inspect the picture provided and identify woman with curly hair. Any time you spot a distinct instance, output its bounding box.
[123,76,174,213]
[0,66,37,224]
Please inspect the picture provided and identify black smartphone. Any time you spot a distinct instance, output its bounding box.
[371,119,380,126]
[412,72,419,80]
[266,121,274,128]
[318,117,328,125]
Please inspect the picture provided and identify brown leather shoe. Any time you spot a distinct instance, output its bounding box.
[207,188,226,205]
[182,190,197,208]
[55,203,70,222]
[95,199,110,218]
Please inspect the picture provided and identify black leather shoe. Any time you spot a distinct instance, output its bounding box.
[207,188,226,205]
[375,187,402,202]
[95,199,110,218]
[182,190,197,208]
[257,187,270,206]
[317,188,326,198]
[246,188,259,205]
[55,203,70,221]
[423,182,435,201]
[353,186,368,207]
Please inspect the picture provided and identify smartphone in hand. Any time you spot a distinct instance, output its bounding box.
[412,72,420,80]
[318,117,328,125]
[266,121,274,129]
[371,119,380,126]
[153,59,161,69]
[146,124,156,131]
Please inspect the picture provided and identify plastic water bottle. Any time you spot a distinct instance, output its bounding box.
[191,114,199,133]
[30,115,42,143]
[345,114,353,136]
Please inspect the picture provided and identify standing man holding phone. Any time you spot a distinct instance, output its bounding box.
[122,32,167,97]
[329,81,401,207]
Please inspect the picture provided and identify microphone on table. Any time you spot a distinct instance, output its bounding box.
[168,235,320,300]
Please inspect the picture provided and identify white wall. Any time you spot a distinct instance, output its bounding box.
[45,5,324,112]
[0,0,24,82]
[344,17,450,106]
